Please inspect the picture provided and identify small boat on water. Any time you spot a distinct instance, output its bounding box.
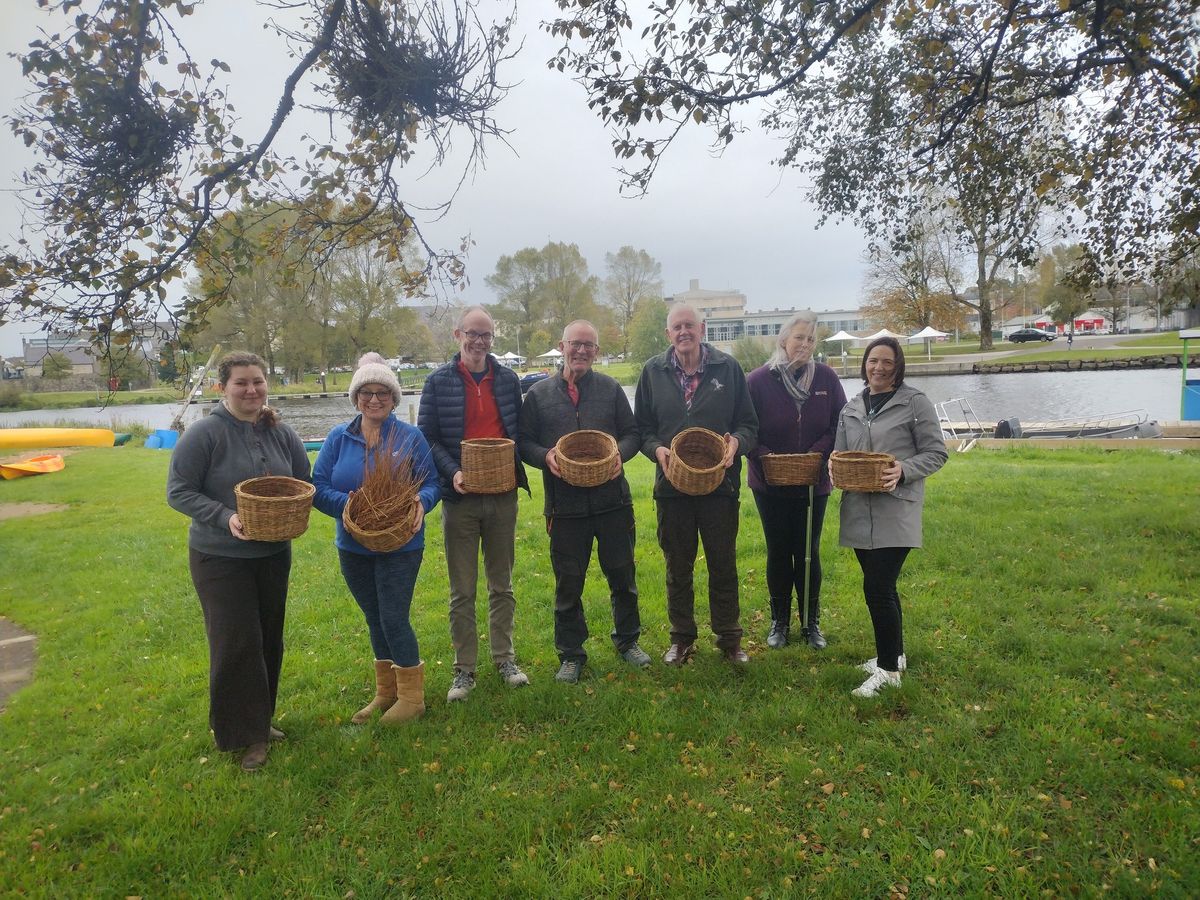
[994,410,1163,440]
[935,399,1163,446]
[0,454,66,480]
[0,427,117,450]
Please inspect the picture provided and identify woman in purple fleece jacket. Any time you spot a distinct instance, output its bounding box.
[747,311,847,650]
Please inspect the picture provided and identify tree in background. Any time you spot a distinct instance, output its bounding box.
[40,351,73,380]
[627,297,668,366]
[486,247,548,356]
[2,0,516,360]
[1156,251,1200,327]
[541,242,599,332]
[862,222,967,334]
[731,336,768,373]
[1037,246,1091,334]
[548,0,1200,283]
[602,246,663,358]
[486,242,600,352]
[157,342,182,385]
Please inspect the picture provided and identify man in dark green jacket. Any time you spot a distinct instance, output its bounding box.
[634,303,759,665]
[518,320,650,684]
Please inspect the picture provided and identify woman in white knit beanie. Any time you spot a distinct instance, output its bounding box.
[312,358,440,724]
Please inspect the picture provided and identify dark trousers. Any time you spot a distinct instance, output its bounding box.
[655,495,742,649]
[549,506,640,662]
[853,547,911,672]
[752,490,828,626]
[338,548,423,667]
[189,548,290,752]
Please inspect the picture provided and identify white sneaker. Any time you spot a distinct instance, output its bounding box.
[859,654,907,674]
[852,668,901,698]
[497,660,529,687]
[446,669,475,702]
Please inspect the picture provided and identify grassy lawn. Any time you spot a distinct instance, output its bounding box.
[1,446,1198,895]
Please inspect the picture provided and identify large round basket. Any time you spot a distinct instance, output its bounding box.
[461,438,516,494]
[829,451,895,493]
[342,492,418,553]
[762,452,823,487]
[666,427,726,496]
[555,430,618,488]
[234,476,315,541]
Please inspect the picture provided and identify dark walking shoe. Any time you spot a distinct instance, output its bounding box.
[723,644,750,665]
[555,659,583,683]
[806,625,827,650]
[240,742,268,772]
[662,643,696,666]
[766,621,789,649]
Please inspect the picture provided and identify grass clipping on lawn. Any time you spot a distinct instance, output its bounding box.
[342,437,421,552]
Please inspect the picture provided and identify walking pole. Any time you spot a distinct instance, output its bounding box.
[801,482,814,635]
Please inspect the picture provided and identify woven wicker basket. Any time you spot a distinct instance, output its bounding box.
[342,492,418,553]
[461,438,516,494]
[555,430,618,488]
[666,427,726,496]
[762,452,823,487]
[829,451,895,492]
[234,475,315,541]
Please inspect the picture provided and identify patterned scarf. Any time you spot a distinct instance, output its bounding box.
[772,359,815,428]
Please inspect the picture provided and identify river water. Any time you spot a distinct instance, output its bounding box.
[0,368,1185,436]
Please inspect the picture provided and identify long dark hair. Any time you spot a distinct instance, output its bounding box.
[859,337,905,390]
[217,351,279,426]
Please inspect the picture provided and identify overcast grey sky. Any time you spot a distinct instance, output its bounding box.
[0,0,869,359]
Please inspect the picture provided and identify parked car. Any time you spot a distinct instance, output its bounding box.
[1008,328,1058,343]
[520,370,550,393]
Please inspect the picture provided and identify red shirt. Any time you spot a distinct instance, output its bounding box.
[458,360,505,439]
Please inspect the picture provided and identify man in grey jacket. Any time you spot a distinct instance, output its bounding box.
[634,303,759,666]
[518,320,650,683]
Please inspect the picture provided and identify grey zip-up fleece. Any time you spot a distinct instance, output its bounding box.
[167,404,311,557]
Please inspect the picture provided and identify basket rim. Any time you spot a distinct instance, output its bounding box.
[234,475,315,500]
[669,427,725,474]
[555,429,618,462]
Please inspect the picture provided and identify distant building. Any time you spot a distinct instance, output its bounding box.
[664,279,870,353]
[21,321,172,378]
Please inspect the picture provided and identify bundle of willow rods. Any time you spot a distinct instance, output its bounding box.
[349,436,421,532]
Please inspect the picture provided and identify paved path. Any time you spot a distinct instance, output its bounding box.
[0,617,36,711]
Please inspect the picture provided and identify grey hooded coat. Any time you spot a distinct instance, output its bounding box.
[834,383,948,549]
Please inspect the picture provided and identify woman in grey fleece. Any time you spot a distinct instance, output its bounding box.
[166,352,310,771]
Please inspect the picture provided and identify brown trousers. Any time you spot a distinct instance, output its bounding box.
[189,548,290,751]
[655,495,743,649]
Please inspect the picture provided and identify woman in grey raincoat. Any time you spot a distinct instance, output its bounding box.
[834,337,947,698]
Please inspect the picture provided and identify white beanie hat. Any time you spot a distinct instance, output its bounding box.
[348,363,402,404]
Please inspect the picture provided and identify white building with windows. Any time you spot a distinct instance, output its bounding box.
[664,280,870,353]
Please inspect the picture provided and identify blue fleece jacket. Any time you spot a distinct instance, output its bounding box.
[312,413,441,555]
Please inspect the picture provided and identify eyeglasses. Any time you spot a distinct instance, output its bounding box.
[358,390,393,402]
[462,330,494,345]
[565,340,598,352]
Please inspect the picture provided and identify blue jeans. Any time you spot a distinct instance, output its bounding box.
[338,548,423,667]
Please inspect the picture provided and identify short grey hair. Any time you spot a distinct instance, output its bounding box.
[561,319,598,341]
[767,310,820,368]
[455,305,493,330]
[667,302,704,326]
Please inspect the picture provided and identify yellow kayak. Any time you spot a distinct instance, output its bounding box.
[0,428,116,449]
[0,454,66,480]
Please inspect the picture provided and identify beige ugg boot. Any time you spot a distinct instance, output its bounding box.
[351,659,398,724]
[379,661,425,725]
